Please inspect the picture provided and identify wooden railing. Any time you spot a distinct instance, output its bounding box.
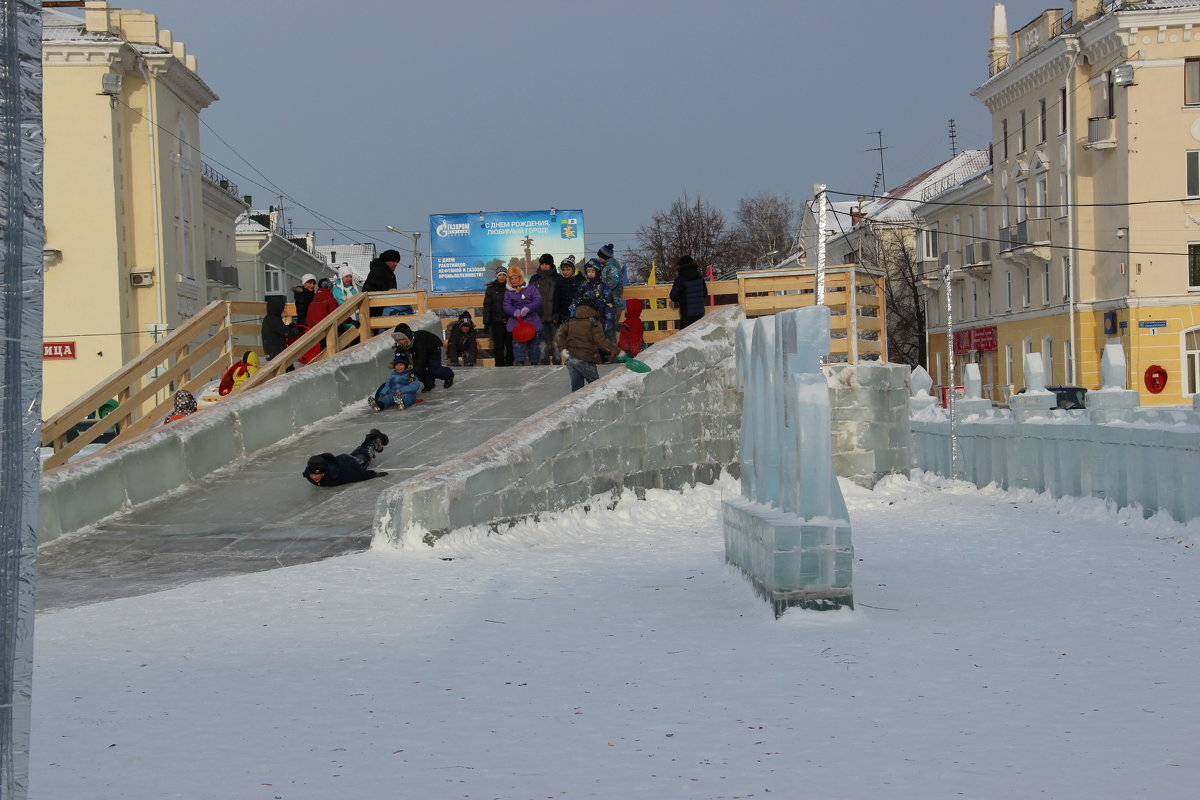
[41,266,884,468]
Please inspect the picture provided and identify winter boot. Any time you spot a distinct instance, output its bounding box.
[367,394,382,411]
[365,428,389,452]
[444,375,454,389]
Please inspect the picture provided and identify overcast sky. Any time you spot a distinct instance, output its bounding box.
[137,0,1053,261]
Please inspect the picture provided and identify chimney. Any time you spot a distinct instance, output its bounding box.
[83,1,112,34]
[989,4,1011,76]
[1073,1,1104,23]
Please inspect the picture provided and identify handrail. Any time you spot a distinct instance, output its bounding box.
[40,269,885,468]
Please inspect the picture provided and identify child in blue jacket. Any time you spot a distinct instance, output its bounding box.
[368,353,422,410]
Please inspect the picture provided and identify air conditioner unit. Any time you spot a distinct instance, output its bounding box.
[130,271,155,287]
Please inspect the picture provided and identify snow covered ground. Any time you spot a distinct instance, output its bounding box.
[31,472,1198,799]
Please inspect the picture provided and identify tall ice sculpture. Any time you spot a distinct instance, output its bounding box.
[723,306,853,615]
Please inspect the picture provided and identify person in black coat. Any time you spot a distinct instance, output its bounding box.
[446,311,479,367]
[362,250,401,292]
[553,255,584,326]
[669,255,709,329]
[392,323,454,391]
[302,429,389,487]
[261,294,299,360]
[481,267,513,366]
[292,273,316,324]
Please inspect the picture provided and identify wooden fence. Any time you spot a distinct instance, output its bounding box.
[40,265,884,469]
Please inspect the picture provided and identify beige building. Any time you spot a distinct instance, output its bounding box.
[919,0,1200,405]
[40,2,250,417]
[235,208,329,301]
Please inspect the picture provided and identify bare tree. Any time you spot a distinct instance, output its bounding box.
[626,192,729,282]
[727,192,800,269]
[859,224,926,367]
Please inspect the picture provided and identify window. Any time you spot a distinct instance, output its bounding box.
[1034,176,1047,218]
[1005,343,1014,387]
[1001,119,1009,160]
[972,281,979,318]
[1038,98,1047,142]
[1189,243,1200,289]
[1189,151,1200,198]
[1018,110,1027,152]
[1016,185,1028,223]
[1006,270,1013,310]
[1059,88,1067,134]
[1043,263,1051,304]
[1187,58,1200,106]
[1024,266,1031,306]
[1063,256,1071,300]
[1042,336,1054,382]
[265,265,282,295]
[1186,328,1200,395]
[1058,171,1069,217]
[1063,341,1074,386]
[952,216,961,251]
[921,227,939,260]
[1001,195,1010,229]
[1107,70,1116,118]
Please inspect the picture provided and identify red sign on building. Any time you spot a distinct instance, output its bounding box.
[951,327,998,354]
[42,341,76,359]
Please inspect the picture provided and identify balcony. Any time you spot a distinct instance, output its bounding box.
[965,241,991,266]
[205,259,240,288]
[1084,116,1116,150]
[999,217,1051,264]
[201,160,241,199]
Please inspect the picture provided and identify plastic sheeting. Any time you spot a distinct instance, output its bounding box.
[0,1,43,797]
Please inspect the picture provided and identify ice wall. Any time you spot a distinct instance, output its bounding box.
[722,306,854,615]
[912,367,1200,522]
[38,315,442,541]
[372,307,744,547]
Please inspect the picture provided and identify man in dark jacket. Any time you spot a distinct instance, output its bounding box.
[362,250,401,292]
[553,255,584,325]
[261,295,299,360]
[670,255,709,329]
[528,254,559,364]
[392,323,454,391]
[303,429,389,487]
[481,267,513,366]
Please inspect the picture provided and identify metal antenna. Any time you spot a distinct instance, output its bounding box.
[948,119,959,157]
[866,130,889,194]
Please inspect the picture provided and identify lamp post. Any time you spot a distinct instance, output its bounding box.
[385,226,422,290]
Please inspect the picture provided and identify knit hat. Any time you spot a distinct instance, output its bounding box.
[495,266,508,277]
[380,249,401,263]
[305,455,326,474]
[583,258,601,277]
[317,277,333,290]
[507,265,525,284]
[561,254,576,269]
[393,352,410,366]
[677,255,696,268]
[598,243,615,259]
[301,273,317,285]
[539,253,555,266]
[338,265,355,278]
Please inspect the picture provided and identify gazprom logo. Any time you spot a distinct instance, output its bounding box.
[436,221,471,238]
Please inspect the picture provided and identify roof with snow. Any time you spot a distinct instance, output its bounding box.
[313,243,377,283]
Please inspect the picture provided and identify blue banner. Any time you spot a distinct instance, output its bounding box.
[428,209,585,293]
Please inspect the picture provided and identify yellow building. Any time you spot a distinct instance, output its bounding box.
[40,2,246,416]
[920,0,1200,405]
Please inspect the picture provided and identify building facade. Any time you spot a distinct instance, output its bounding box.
[921,0,1200,405]
[40,2,245,416]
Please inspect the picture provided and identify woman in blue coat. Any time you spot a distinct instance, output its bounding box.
[502,265,544,365]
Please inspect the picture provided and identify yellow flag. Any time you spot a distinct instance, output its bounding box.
[648,260,657,286]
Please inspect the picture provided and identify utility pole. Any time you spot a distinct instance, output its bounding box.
[410,232,421,290]
[867,130,889,195]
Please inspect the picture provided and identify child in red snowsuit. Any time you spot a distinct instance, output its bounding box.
[616,298,646,357]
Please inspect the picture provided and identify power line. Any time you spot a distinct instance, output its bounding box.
[826,188,1195,210]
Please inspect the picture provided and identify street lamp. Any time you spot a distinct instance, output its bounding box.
[385,226,422,290]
